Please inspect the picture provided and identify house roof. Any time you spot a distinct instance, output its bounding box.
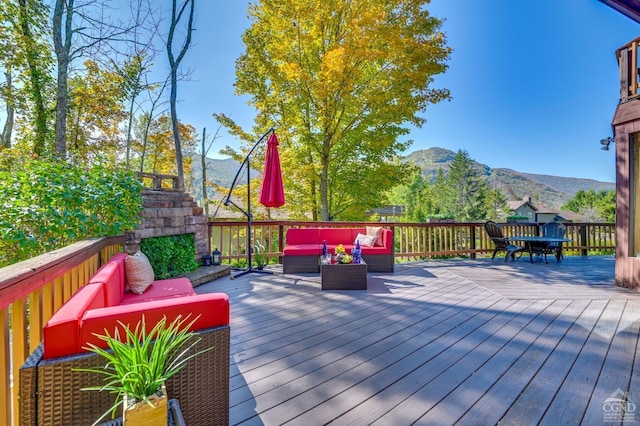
[536,209,581,221]
[507,200,538,212]
[600,0,640,23]
[366,205,405,216]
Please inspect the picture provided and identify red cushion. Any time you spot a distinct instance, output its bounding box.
[120,278,195,305]
[88,257,126,306]
[79,293,230,353]
[286,228,319,245]
[283,244,322,256]
[319,228,352,245]
[43,283,106,359]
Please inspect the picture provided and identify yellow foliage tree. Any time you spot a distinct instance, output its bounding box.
[132,114,197,188]
[233,0,451,220]
[67,60,127,164]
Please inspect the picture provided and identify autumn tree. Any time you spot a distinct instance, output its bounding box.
[66,60,127,163]
[233,0,451,220]
[133,114,197,184]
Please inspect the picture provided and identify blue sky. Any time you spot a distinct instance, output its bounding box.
[178,0,640,183]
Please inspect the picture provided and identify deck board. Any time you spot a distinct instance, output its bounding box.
[194,255,640,425]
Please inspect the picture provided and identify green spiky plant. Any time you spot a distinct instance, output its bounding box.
[77,315,211,424]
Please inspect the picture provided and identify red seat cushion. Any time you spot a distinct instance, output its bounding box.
[80,293,230,352]
[120,278,196,305]
[283,244,322,256]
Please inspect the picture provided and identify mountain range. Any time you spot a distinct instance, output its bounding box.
[191,147,615,210]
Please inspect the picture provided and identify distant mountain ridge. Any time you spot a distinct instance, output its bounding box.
[402,148,614,209]
[192,148,615,210]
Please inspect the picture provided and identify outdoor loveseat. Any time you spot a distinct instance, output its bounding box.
[19,253,230,426]
[283,226,394,273]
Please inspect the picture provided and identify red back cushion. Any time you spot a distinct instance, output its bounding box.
[88,254,127,306]
[319,228,352,245]
[286,228,319,245]
[43,283,106,359]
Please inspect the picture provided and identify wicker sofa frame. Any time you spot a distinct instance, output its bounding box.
[19,324,230,426]
[283,252,394,274]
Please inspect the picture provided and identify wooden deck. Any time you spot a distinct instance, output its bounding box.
[195,256,640,425]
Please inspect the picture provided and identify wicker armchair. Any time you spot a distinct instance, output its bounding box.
[484,221,527,262]
[19,325,229,426]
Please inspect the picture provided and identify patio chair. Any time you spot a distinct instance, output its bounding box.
[540,221,567,263]
[484,221,527,262]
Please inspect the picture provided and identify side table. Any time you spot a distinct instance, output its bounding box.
[99,398,185,426]
[321,261,367,290]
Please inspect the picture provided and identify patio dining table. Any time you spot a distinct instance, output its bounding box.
[508,235,572,263]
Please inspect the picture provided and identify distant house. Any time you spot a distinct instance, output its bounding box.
[535,209,579,223]
[506,196,538,222]
[366,205,405,222]
[507,196,577,223]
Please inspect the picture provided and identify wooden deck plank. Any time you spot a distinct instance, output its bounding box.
[366,299,554,425]
[262,295,517,425]
[415,299,576,425]
[232,286,503,424]
[454,298,592,425]
[498,300,609,424]
[582,299,640,424]
[292,298,534,426]
[230,280,485,401]
[190,256,640,426]
[541,300,626,424]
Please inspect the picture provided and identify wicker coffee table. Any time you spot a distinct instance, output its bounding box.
[321,260,367,290]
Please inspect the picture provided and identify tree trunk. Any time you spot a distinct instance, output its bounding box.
[201,127,208,217]
[1,71,14,149]
[166,0,194,190]
[53,0,73,159]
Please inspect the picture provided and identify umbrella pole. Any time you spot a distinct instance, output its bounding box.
[224,128,277,280]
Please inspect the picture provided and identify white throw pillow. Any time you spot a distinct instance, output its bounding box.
[366,226,384,247]
[354,233,377,247]
[125,252,155,294]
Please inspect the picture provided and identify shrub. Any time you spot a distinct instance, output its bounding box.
[0,159,142,267]
[141,234,199,279]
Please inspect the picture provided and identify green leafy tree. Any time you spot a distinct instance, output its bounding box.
[0,157,142,267]
[443,150,489,221]
[562,189,615,222]
[231,0,451,220]
[0,0,55,154]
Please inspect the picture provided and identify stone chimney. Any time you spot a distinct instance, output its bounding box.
[126,173,209,261]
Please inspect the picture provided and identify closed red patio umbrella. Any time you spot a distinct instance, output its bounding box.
[259,132,285,208]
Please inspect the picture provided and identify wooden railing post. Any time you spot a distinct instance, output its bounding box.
[470,225,476,259]
[580,225,588,256]
[278,223,284,264]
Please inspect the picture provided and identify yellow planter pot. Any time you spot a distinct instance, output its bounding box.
[123,385,168,426]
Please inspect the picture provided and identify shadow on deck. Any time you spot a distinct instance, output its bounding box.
[195,256,640,425]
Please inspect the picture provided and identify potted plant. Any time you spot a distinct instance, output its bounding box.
[253,240,268,270]
[78,315,210,425]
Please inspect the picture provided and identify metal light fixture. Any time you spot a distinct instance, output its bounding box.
[600,137,614,151]
[212,248,221,266]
